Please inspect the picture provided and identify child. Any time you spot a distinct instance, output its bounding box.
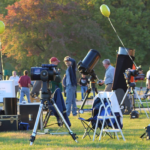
[79,74,89,101]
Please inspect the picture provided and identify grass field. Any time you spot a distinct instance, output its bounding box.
[0,111,150,150]
[0,81,150,150]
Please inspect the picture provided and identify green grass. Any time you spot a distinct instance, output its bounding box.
[135,100,150,108]
[0,81,149,149]
[0,112,150,150]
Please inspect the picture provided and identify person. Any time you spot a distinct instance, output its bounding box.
[62,74,66,97]
[148,74,150,90]
[78,74,89,101]
[49,57,62,94]
[49,57,60,65]
[18,70,31,103]
[99,59,115,91]
[145,68,150,94]
[9,71,20,97]
[90,79,98,98]
[64,56,77,116]
[142,68,150,99]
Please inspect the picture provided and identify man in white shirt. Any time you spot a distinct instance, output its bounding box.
[146,69,150,86]
[9,71,20,97]
[143,68,150,99]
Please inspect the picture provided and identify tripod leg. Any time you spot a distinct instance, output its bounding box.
[120,89,129,107]
[50,99,78,143]
[134,90,149,119]
[30,103,43,145]
[43,110,52,128]
[80,88,91,110]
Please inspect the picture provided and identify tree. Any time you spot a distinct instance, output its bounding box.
[2,0,106,73]
[0,0,19,16]
[89,0,150,66]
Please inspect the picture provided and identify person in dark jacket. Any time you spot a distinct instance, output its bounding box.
[64,56,77,116]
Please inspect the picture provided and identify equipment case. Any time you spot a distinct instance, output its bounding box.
[0,115,20,131]
[18,103,43,130]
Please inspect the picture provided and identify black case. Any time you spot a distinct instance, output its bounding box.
[0,115,20,131]
[19,103,42,129]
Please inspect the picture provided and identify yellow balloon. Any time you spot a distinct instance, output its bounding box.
[100,4,110,18]
[0,21,5,34]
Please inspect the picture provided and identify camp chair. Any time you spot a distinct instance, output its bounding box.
[78,97,114,140]
[78,115,100,139]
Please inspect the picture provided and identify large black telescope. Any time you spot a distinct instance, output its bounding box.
[77,49,101,75]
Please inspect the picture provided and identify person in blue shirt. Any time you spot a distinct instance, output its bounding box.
[99,59,115,91]
[64,56,77,116]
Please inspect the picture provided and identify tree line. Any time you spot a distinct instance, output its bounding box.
[0,0,150,78]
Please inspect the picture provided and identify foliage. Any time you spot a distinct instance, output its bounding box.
[1,0,106,72]
[0,0,19,16]
[0,0,150,76]
[89,0,150,66]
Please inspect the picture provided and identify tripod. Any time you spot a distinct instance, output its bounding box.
[120,82,149,118]
[80,88,92,110]
[30,74,78,145]
[80,73,99,111]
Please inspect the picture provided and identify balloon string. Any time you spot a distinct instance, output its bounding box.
[108,17,137,69]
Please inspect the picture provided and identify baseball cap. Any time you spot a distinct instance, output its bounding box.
[50,57,60,62]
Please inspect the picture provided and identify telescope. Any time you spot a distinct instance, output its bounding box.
[77,49,101,81]
[30,64,61,83]
[77,49,101,110]
[77,49,101,75]
[30,64,78,145]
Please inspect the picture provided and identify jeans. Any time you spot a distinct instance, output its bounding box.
[144,84,149,98]
[92,88,95,98]
[66,85,77,116]
[145,84,149,94]
[19,87,31,103]
[81,86,88,99]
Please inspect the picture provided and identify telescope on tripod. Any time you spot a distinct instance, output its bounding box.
[120,67,149,118]
[29,64,78,145]
[77,49,101,111]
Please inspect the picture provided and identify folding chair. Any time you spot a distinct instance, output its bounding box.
[78,97,114,140]
[78,116,99,139]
